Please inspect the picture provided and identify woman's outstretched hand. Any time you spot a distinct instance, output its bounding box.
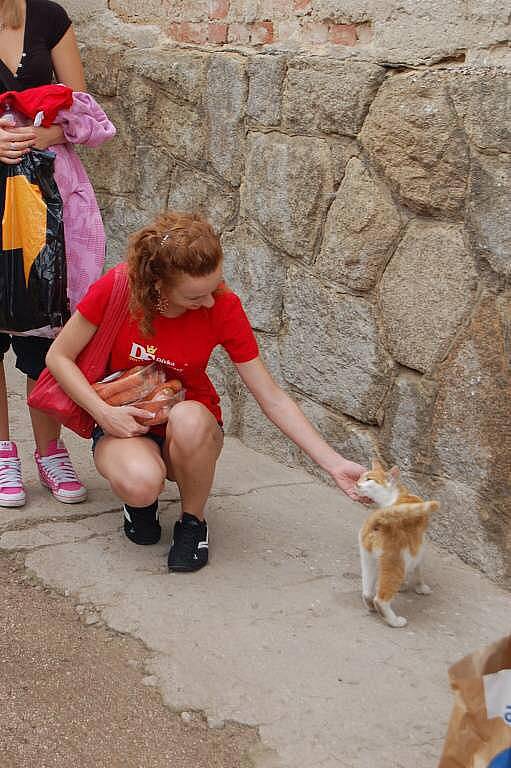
[329,458,371,503]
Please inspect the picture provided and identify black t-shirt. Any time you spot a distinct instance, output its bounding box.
[0,0,72,93]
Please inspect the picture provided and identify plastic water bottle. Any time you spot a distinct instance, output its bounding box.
[1,98,16,126]
[1,97,30,126]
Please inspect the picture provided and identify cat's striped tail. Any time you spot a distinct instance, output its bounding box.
[371,501,440,527]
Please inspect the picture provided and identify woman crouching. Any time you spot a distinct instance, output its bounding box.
[46,210,367,572]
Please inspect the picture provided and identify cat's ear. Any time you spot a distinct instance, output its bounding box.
[372,458,384,471]
[388,465,400,484]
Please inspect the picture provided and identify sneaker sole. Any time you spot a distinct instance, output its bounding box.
[0,495,26,508]
[168,560,208,573]
[40,481,87,504]
[124,527,162,546]
[54,494,87,504]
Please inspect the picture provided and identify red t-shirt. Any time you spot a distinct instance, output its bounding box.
[76,265,259,429]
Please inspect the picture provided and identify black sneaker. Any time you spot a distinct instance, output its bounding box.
[123,503,161,545]
[168,513,208,572]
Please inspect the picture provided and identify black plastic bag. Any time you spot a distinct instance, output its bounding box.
[0,149,70,333]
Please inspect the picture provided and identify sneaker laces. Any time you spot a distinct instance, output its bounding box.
[38,453,80,487]
[177,520,201,559]
[0,457,22,489]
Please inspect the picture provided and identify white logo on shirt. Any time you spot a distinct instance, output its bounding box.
[128,341,187,372]
[129,343,156,361]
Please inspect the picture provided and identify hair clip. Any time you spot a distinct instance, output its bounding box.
[160,233,171,246]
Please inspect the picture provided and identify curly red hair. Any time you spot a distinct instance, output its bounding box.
[0,1,24,28]
[126,210,223,336]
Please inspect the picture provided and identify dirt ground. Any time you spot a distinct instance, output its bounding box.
[0,552,258,768]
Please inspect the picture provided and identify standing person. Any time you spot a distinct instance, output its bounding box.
[45,210,368,573]
[0,0,106,507]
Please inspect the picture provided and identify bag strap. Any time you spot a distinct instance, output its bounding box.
[0,61,20,93]
[78,265,130,378]
[102,265,130,333]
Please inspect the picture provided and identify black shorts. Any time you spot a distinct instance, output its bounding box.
[91,421,224,455]
[91,425,165,455]
[0,333,53,381]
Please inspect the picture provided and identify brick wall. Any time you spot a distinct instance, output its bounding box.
[109,0,373,49]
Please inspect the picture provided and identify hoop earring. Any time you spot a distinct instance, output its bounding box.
[156,291,169,313]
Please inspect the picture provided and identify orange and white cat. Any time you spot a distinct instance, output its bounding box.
[356,460,439,628]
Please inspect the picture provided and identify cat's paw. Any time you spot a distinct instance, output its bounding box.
[388,615,408,628]
[374,599,408,628]
[362,593,376,611]
[415,583,432,595]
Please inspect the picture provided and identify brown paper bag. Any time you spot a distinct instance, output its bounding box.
[439,635,511,767]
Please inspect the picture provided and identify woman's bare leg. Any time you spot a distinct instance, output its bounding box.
[95,433,168,546]
[0,367,58,449]
[163,401,223,520]
[27,377,61,454]
[94,434,167,506]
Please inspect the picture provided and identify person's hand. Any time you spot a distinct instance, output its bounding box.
[95,403,155,439]
[11,124,64,151]
[329,458,372,503]
[0,118,35,164]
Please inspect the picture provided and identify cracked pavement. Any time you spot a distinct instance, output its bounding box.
[2,359,510,768]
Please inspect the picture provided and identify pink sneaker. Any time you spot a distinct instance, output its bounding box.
[0,440,26,507]
[35,439,87,504]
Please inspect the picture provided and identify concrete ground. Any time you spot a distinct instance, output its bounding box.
[1,356,510,768]
[0,553,258,768]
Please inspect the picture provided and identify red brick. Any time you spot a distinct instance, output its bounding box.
[272,0,293,14]
[208,0,229,20]
[276,19,301,42]
[208,22,228,44]
[251,21,274,45]
[293,0,311,11]
[329,23,358,46]
[227,22,251,44]
[169,21,208,44]
[168,23,184,42]
[356,22,374,44]
[301,21,329,44]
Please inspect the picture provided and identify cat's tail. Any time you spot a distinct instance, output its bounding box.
[371,501,440,527]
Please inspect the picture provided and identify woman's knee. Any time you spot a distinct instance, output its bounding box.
[97,454,165,506]
[113,471,164,506]
[167,401,218,452]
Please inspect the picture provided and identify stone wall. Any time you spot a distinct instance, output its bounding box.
[64,2,510,585]
[67,0,511,65]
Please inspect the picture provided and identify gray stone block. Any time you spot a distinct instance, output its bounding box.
[360,71,469,216]
[378,372,438,472]
[468,152,511,278]
[247,54,287,126]
[222,225,285,333]
[123,47,208,103]
[167,167,238,233]
[241,132,335,261]
[205,54,247,186]
[282,58,385,138]
[281,266,393,423]
[380,220,478,373]
[317,157,403,291]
